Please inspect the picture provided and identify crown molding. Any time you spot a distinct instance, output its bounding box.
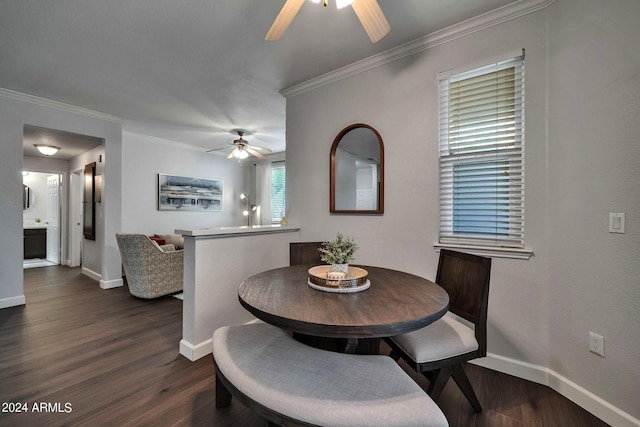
[0,87,124,123]
[281,0,555,98]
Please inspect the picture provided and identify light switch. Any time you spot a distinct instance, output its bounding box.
[609,213,625,234]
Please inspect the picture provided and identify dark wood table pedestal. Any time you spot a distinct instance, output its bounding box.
[292,333,381,355]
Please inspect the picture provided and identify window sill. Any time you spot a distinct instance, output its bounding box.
[433,243,533,260]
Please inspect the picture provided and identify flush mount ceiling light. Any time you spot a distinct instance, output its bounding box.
[34,144,61,156]
[266,0,390,43]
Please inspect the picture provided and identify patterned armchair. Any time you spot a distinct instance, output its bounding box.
[115,233,183,299]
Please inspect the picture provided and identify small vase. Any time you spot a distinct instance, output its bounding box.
[330,263,349,274]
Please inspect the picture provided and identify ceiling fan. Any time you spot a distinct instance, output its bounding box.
[207,131,272,160]
[266,0,390,43]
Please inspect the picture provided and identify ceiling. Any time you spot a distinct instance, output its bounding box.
[1,0,515,156]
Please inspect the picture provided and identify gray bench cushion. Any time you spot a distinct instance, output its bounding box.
[213,322,448,427]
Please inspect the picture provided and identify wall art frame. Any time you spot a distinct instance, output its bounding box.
[158,173,223,212]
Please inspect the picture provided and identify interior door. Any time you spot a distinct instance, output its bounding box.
[69,170,83,267]
[46,174,60,264]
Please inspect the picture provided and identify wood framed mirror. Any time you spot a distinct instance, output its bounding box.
[330,124,384,214]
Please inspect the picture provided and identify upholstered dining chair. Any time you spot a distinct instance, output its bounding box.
[384,249,492,412]
[289,241,325,266]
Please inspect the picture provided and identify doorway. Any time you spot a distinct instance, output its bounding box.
[23,171,62,269]
[69,169,84,267]
[22,124,104,272]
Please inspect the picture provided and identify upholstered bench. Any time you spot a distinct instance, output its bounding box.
[212,322,449,427]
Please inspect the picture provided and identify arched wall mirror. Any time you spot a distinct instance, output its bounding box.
[23,184,35,210]
[330,123,384,214]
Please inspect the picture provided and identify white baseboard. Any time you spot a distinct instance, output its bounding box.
[0,295,26,309]
[180,338,212,361]
[180,319,261,361]
[81,267,101,282]
[81,268,122,289]
[473,353,640,427]
[100,278,123,289]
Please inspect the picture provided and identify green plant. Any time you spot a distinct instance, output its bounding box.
[318,233,358,264]
[35,218,41,223]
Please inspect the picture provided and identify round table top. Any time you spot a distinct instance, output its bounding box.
[238,264,450,339]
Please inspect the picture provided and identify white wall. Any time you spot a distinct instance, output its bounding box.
[121,132,248,234]
[180,228,297,360]
[286,0,640,423]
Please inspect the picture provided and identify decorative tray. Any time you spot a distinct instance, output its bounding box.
[307,266,370,293]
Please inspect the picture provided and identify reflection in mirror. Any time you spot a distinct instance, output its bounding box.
[23,184,35,210]
[330,124,384,214]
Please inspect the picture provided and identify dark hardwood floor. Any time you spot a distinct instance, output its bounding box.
[0,266,609,426]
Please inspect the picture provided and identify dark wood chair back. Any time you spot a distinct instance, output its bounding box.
[435,249,491,356]
[289,242,325,266]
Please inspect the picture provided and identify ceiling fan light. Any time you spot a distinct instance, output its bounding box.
[336,0,354,9]
[34,144,61,156]
[234,148,249,159]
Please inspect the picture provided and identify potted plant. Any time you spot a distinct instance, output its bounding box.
[318,233,358,274]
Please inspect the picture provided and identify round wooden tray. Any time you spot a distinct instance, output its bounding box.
[307,265,369,291]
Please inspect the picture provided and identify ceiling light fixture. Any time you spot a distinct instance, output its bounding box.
[206,130,272,160]
[335,0,354,9]
[233,147,250,160]
[310,0,353,8]
[266,0,389,43]
[34,144,61,156]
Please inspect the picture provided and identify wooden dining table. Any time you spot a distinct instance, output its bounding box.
[238,264,449,354]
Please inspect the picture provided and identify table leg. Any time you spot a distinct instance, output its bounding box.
[292,333,380,355]
[344,338,358,353]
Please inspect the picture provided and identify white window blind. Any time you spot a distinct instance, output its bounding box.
[438,55,524,248]
[271,163,286,223]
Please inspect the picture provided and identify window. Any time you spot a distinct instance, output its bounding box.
[438,54,525,250]
[271,163,286,223]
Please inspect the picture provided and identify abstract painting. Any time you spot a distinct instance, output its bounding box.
[158,174,223,211]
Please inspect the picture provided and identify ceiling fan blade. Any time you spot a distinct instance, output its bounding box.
[351,0,390,43]
[247,148,266,159]
[206,145,232,153]
[246,144,272,153]
[227,148,237,159]
[265,0,305,41]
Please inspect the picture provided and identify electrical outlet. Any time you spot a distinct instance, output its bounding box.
[589,332,605,357]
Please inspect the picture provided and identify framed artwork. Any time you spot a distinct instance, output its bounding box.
[158,174,223,211]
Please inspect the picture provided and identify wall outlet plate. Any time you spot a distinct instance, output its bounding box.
[589,331,605,357]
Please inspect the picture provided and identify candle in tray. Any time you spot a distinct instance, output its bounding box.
[327,271,346,280]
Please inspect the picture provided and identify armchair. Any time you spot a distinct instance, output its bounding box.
[116,233,184,299]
